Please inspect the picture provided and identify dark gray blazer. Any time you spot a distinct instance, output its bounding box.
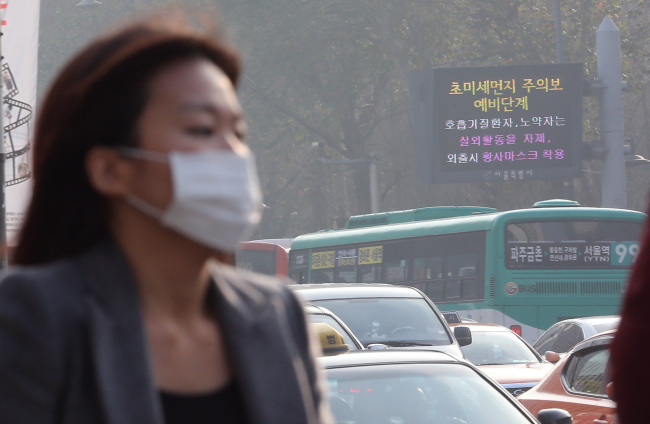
[0,239,331,424]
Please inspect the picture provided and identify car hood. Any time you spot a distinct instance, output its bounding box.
[369,343,466,360]
[477,362,555,385]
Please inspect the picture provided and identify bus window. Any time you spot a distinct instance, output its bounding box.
[289,250,308,283]
[462,279,480,300]
[444,253,478,278]
[359,265,381,283]
[383,241,409,283]
[334,266,357,283]
[423,281,444,302]
[444,280,461,300]
[312,269,333,283]
[237,249,276,275]
[507,220,642,244]
[236,239,292,277]
[290,271,307,284]
[413,257,443,280]
[235,239,290,277]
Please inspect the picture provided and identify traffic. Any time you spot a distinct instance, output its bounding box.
[235,200,641,424]
[7,3,649,423]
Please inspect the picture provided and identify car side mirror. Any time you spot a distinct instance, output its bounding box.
[545,351,561,363]
[454,326,472,347]
[606,382,615,401]
[537,408,572,424]
[367,343,388,350]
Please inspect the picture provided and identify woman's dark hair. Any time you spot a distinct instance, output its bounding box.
[11,12,241,265]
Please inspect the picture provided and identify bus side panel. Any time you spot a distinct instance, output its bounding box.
[503,306,540,344]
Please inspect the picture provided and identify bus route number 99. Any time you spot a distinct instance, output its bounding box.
[612,242,640,266]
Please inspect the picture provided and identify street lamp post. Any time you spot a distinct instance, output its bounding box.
[597,16,627,209]
[554,0,564,64]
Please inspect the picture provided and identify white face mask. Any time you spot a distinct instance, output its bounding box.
[118,147,263,253]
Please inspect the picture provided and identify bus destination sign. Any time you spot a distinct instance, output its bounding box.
[506,241,640,269]
[431,63,583,183]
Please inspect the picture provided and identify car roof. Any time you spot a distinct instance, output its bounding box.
[569,329,616,355]
[557,315,620,326]
[448,323,511,332]
[290,283,423,300]
[318,349,463,368]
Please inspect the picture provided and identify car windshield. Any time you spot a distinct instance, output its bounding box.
[325,363,534,424]
[311,298,451,347]
[308,314,360,350]
[461,331,540,365]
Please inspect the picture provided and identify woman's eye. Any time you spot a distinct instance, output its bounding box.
[234,129,247,141]
[187,126,214,136]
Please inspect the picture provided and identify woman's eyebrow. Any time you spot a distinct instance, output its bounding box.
[179,102,244,121]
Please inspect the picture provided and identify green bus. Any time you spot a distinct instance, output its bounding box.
[288,199,646,343]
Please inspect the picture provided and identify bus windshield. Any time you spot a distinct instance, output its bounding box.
[236,239,292,277]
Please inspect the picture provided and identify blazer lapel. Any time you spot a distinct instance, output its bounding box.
[76,240,163,424]
[209,263,311,424]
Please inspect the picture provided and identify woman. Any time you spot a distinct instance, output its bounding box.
[0,12,331,424]
[610,201,650,424]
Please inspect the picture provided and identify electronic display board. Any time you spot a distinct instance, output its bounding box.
[506,241,639,269]
[431,63,583,183]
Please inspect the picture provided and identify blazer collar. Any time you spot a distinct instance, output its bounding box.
[75,239,163,424]
[207,261,276,326]
[207,262,314,424]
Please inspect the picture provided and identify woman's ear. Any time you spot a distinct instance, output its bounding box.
[85,147,133,196]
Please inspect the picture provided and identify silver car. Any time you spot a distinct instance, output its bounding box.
[533,315,619,357]
[291,283,471,359]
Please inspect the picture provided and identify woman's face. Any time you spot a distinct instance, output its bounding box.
[127,57,247,211]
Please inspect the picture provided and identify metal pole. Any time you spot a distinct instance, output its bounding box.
[554,0,576,200]
[369,155,379,213]
[554,0,564,64]
[597,16,626,209]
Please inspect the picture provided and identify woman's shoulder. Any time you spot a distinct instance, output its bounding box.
[1,256,82,288]
[0,256,87,314]
[0,237,129,300]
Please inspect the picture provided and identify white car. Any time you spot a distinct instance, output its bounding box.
[291,283,471,359]
[452,323,555,397]
[321,350,571,424]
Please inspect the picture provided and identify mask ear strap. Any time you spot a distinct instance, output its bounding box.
[124,193,165,220]
[116,147,170,164]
